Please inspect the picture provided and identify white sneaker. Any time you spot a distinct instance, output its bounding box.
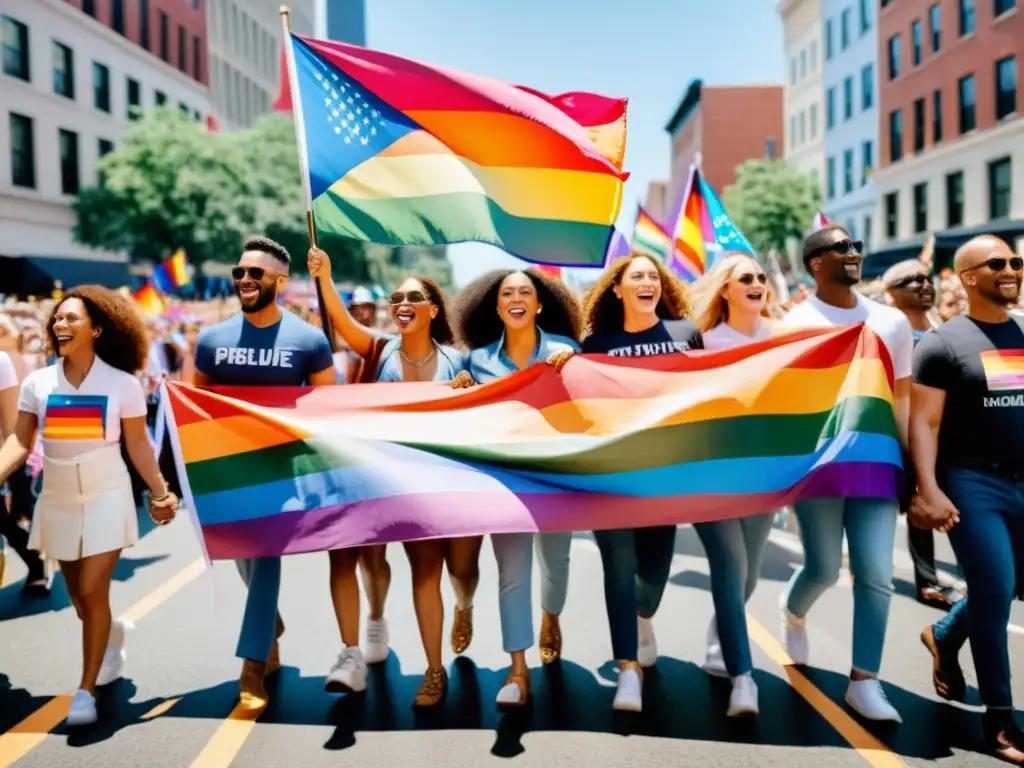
[612,667,643,712]
[66,689,97,727]
[845,678,902,723]
[727,674,759,717]
[637,617,658,668]
[780,598,809,665]
[96,618,133,687]
[701,616,728,678]
[325,646,367,694]
[364,618,389,665]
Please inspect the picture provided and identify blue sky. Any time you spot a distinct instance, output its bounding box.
[365,0,785,286]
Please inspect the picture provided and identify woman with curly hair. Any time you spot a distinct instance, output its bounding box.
[579,254,703,712]
[0,286,178,726]
[450,268,581,707]
[309,247,477,707]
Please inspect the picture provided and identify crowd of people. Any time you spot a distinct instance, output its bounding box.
[1,227,1022,764]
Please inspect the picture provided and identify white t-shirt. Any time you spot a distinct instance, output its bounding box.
[702,319,773,351]
[17,357,147,459]
[783,294,914,380]
[0,352,16,391]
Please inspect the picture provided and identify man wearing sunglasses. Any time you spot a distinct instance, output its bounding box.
[779,224,913,723]
[911,235,1024,763]
[193,235,337,712]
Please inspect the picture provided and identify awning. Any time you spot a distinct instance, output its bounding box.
[0,255,131,297]
[863,219,1024,277]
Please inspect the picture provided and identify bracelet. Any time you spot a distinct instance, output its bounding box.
[150,491,171,502]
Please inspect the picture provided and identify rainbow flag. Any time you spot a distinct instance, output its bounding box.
[631,206,672,261]
[134,282,165,317]
[43,394,106,441]
[286,33,628,268]
[165,324,901,560]
[152,249,191,292]
[668,169,713,281]
[980,349,1024,391]
[530,264,563,280]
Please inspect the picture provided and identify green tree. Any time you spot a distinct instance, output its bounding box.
[722,159,822,256]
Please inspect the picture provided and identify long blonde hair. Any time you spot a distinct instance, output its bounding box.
[689,253,775,333]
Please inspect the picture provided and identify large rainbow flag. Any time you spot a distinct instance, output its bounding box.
[165,324,901,561]
[286,33,628,268]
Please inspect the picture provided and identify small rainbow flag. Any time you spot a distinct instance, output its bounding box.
[980,349,1024,391]
[529,264,563,280]
[152,250,191,292]
[134,282,165,317]
[631,206,672,261]
[668,170,713,281]
[43,394,107,441]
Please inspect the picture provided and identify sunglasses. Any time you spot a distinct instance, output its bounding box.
[889,274,929,290]
[962,257,1024,273]
[808,238,864,260]
[736,273,768,286]
[231,266,279,281]
[389,290,430,305]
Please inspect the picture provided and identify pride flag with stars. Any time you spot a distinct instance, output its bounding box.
[286,34,628,268]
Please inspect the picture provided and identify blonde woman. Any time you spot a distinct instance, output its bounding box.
[687,253,777,717]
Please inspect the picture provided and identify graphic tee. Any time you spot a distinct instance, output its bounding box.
[913,315,1024,474]
[194,311,335,386]
[582,319,704,357]
[17,357,147,459]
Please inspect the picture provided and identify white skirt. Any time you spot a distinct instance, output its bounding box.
[29,444,139,561]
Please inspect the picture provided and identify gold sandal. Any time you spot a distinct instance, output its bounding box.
[539,612,562,665]
[450,606,473,654]
[413,666,448,707]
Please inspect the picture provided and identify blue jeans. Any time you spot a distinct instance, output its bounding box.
[785,497,897,675]
[492,532,572,653]
[695,512,775,676]
[593,526,676,661]
[235,557,282,662]
[931,468,1024,709]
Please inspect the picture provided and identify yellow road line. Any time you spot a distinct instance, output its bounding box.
[189,705,263,768]
[746,614,906,768]
[0,558,206,768]
[140,698,182,721]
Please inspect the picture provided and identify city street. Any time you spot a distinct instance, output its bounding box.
[2,513,1022,768]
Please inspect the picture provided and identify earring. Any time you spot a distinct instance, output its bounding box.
[536,307,542,314]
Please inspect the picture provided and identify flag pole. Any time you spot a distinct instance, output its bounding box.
[279,5,335,351]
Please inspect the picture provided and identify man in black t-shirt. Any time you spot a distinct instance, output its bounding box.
[911,235,1024,763]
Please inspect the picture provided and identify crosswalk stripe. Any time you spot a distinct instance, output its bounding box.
[189,705,263,768]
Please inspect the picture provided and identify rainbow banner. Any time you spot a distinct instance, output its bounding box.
[165,324,901,560]
[286,33,628,268]
[631,206,672,261]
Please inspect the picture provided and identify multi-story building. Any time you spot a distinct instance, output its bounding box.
[872,0,1023,271]
[317,0,366,45]
[822,0,880,249]
[0,0,211,294]
[643,180,671,225]
[780,0,827,188]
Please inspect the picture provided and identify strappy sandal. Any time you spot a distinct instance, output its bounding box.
[450,606,473,654]
[539,612,562,665]
[413,666,448,708]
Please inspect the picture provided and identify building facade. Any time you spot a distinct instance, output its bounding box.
[780,0,826,188]
[643,180,671,225]
[822,0,880,249]
[0,0,211,292]
[318,0,366,46]
[873,0,1023,268]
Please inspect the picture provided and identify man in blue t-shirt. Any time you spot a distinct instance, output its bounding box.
[194,235,336,711]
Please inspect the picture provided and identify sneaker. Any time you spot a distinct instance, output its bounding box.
[845,678,902,723]
[702,616,728,678]
[66,689,98,727]
[637,617,657,668]
[325,647,367,694]
[780,598,809,665]
[96,618,133,687]
[612,665,643,712]
[727,674,759,717]
[364,618,389,665]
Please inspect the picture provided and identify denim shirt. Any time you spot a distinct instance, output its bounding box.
[374,336,466,382]
[467,328,579,384]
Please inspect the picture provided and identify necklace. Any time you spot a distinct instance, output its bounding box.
[399,344,436,367]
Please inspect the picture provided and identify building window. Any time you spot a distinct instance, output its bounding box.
[58,128,79,195]
[888,34,901,80]
[790,116,797,148]
[889,109,903,162]
[864,216,873,250]
[2,16,30,81]
[111,0,125,35]
[841,8,851,49]
[843,77,853,120]
[98,138,114,157]
[843,149,854,194]
[192,35,201,81]
[800,111,807,143]
[9,112,34,188]
[946,171,964,227]
[140,0,150,50]
[914,97,926,153]
[933,89,943,143]
[995,0,1015,18]
[179,102,189,115]
[155,90,166,106]
[860,0,871,33]
[810,103,819,138]
[913,183,928,233]
[159,11,169,62]
[885,192,899,239]
[193,109,201,122]
[93,61,110,112]
[827,156,836,200]
[959,73,976,133]
[765,137,777,159]
[989,157,1013,219]
[862,63,874,109]
[930,4,942,52]
[959,0,975,36]
[193,0,201,9]
[83,0,95,16]
[52,41,74,100]
[825,19,833,60]
[178,25,186,72]
[862,140,873,185]
[912,20,922,66]
[996,56,1017,120]
[810,40,818,70]
[790,58,797,85]
[127,77,140,120]
[827,87,836,129]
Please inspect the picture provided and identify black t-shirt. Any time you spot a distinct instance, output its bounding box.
[582,319,704,356]
[912,314,1024,473]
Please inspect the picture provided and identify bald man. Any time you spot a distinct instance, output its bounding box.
[911,235,1024,762]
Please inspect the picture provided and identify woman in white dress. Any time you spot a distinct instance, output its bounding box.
[0,286,178,726]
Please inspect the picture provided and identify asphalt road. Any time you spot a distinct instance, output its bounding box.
[2,511,1023,768]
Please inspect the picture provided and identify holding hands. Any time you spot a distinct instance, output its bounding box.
[148,490,179,527]
[909,490,960,534]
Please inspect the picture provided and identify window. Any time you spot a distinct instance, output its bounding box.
[959,0,975,36]
[860,0,871,33]
[59,129,79,195]
[9,112,34,188]
[889,109,903,162]
[843,76,854,120]
[912,20,922,66]
[155,90,166,106]
[140,0,150,50]
[52,41,74,99]
[827,156,836,199]
[913,183,928,233]
[111,0,125,35]
[989,157,1013,219]
[959,73,976,133]
[178,25,186,72]
[885,192,899,239]
[2,16,29,81]
[800,111,807,144]
[790,116,797,147]
[933,89,943,143]
[83,0,95,16]
[179,102,189,115]
[801,49,807,78]
[863,216,873,250]
[98,138,114,157]
[810,40,818,71]
[765,137,777,159]
[841,8,851,49]
[930,4,942,52]
[193,109,201,122]
[827,87,836,129]
[862,140,873,185]
[996,56,1017,119]
[93,61,110,112]
[790,58,797,85]
[825,19,833,60]
[810,103,819,138]
[862,63,874,109]
[847,219,857,239]
[888,34,901,80]
[914,97,926,153]
[127,76,140,120]
[159,11,169,61]
[192,35,201,81]
[843,149,854,194]
[995,0,1016,17]
[946,171,964,227]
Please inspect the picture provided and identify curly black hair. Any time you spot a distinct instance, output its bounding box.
[454,269,582,350]
[582,255,691,336]
[397,275,457,346]
[46,285,149,373]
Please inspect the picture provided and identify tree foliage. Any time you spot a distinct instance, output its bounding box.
[722,159,822,256]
